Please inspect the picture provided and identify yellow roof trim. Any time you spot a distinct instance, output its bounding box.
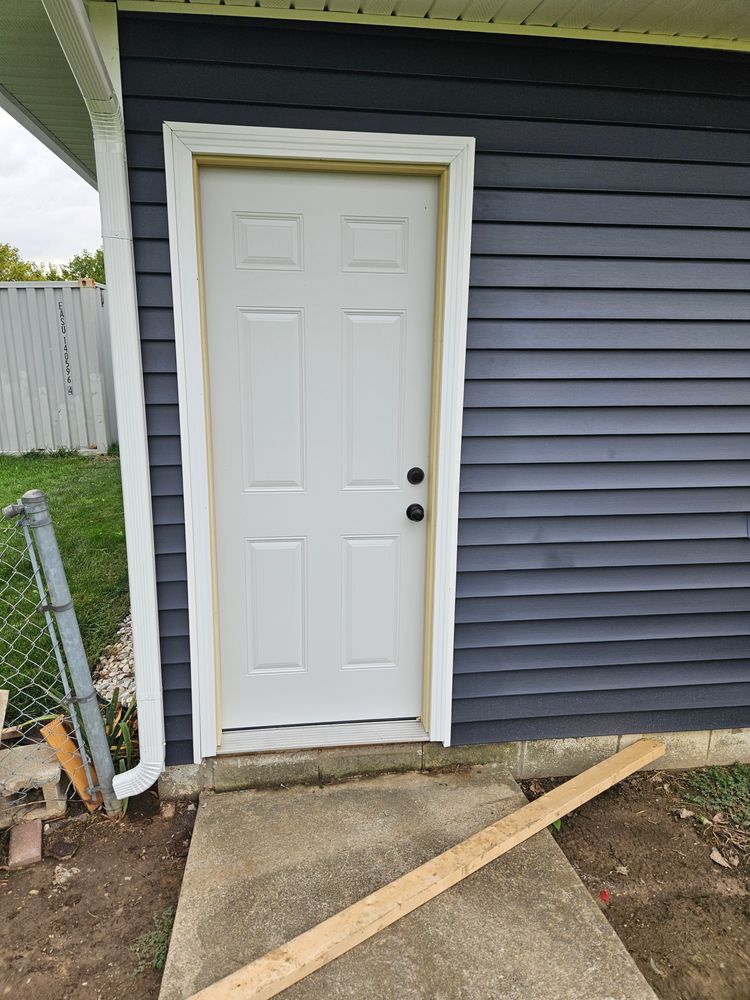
[116,0,750,53]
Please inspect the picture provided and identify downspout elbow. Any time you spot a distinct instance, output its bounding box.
[113,760,164,800]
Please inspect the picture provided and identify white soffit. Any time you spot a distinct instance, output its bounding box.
[0,0,95,185]
[115,0,750,52]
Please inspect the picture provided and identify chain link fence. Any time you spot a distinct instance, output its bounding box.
[0,490,119,829]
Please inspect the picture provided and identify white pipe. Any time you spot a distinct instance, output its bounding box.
[42,0,165,798]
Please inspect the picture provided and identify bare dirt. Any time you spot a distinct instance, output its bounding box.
[0,793,194,1000]
[526,770,750,1000]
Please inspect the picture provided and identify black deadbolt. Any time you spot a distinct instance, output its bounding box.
[406,503,425,522]
[407,467,425,485]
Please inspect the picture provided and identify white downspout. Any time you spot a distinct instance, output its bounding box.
[42,0,165,798]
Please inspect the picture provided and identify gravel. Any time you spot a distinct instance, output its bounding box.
[92,613,134,706]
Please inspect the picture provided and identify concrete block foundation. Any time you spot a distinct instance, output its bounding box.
[158,727,750,799]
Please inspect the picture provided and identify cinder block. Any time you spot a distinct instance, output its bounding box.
[618,730,710,770]
[521,736,619,779]
[707,729,750,766]
[318,743,423,782]
[0,743,59,794]
[8,819,42,870]
[212,751,320,792]
[158,762,210,801]
[423,740,522,776]
[0,744,66,829]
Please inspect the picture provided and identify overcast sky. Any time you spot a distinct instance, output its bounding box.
[0,107,101,266]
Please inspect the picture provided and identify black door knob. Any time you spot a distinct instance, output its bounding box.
[407,467,425,485]
[406,503,425,522]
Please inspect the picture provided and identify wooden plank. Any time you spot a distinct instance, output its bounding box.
[191,737,664,1000]
[0,691,7,736]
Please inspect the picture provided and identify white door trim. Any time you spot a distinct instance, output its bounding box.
[163,122,475,761]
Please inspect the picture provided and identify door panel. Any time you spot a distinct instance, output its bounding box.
[245,537,306,673]
[342,535,400,668]
[200,166,438,731]
[342,310,405,490]
[238,309,305,491]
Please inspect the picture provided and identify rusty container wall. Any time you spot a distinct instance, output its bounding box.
[0,282,117,453]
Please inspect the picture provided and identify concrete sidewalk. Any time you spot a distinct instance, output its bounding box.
[160,766,656,1000]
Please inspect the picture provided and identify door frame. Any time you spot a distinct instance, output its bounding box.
[163,122,475,761]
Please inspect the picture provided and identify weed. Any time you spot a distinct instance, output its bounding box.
[131,905,176,975]
[104,688,136,772]
[684,764,750,830]
[21,447,81,460]
[104,689,137,812]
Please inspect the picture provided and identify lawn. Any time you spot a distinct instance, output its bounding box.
[0,452,128,723]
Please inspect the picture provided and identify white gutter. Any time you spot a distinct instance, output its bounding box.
[42,0,165,798]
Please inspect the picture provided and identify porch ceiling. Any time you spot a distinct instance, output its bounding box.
[118,0,750,51]
[0,0,95,185]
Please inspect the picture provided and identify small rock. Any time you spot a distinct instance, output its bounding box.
[614,865,629,876]
[676,808,695,820]
[173,839,190,858]
[92,613,135,708]
[47,840,78,862]
[649,957,668,979]
[52,864,80,890]
[160,801,176,820]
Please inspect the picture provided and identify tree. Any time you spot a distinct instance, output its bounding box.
[61,248,105,284]
[0,243,105,284]
[0,243,46,281]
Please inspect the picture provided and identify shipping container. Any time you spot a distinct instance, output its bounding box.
[0,281,116,453]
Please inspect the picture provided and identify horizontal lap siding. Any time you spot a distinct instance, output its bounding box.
[118,13,750,763]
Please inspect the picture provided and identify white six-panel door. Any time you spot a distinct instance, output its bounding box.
[200,167,438,732]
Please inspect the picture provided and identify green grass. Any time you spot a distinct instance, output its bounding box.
[684,764,750,829]
[0,452,128,724]
[131,906,176,975]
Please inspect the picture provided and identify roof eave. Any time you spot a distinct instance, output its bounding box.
[0,85,96,188]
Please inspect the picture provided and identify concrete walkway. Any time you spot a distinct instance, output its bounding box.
[160,766,656,1000]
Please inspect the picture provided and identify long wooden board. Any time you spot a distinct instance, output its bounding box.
[191,737,664,1000]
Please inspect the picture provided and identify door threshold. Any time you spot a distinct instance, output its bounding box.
[218,719,428,754]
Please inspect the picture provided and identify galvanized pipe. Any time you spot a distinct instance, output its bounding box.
[21,517,97,800]
[20,489,119,815]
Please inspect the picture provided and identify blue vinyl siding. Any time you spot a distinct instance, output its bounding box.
[118,12,750,764]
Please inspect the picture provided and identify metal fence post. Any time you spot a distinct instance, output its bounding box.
[20,489,120,815]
